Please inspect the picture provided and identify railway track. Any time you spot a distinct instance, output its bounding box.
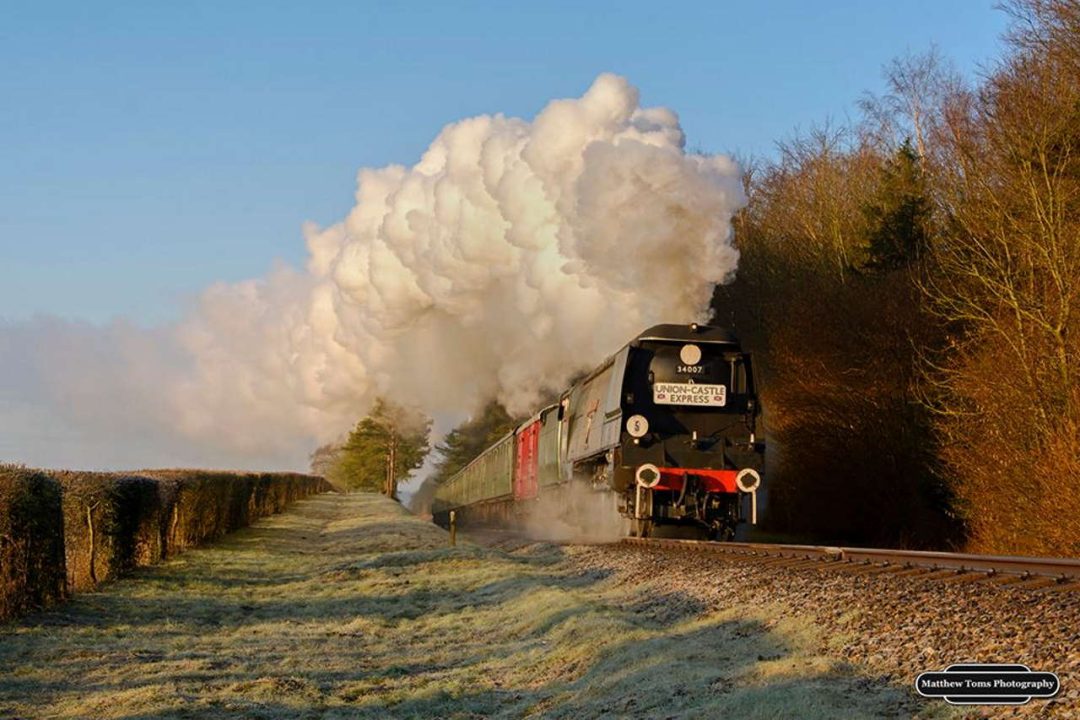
[622,537,1080,585]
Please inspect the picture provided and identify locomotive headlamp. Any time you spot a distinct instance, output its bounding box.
[635,463,661,489]
[735,468,761,493]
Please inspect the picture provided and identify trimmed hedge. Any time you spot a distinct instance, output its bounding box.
[1,468,330,621]
[139,471,331,552]
[0,467,67,620]
[53,472,165,592]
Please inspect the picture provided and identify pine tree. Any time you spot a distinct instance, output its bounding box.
[861,138,931,271]
[325,400,430,494]
[430,401,520,485]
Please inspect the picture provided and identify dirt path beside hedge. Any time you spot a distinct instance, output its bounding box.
[0,494,925,719]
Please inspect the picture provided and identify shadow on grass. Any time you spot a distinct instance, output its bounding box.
[0,493,917,720]
[17,564,618,639]
[100,619,912,720]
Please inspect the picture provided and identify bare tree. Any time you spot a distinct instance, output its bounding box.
[860,46,960,159]
[752,123,881,281]
[921,0,1080,553]
[1001,0,1080,72]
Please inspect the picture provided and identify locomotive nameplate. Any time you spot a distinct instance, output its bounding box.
[653,382,726,406]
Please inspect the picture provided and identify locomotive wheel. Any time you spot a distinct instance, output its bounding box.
[630,518,653,538]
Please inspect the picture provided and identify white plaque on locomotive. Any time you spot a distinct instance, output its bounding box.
[652,382,726,407]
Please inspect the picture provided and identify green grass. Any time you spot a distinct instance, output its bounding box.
[0,493,936,719]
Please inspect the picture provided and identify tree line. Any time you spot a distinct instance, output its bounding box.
[713,0,1079,554]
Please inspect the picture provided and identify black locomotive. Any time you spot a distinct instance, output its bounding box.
[433,323,765,539]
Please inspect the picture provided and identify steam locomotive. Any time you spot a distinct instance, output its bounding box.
[432,323,765,538]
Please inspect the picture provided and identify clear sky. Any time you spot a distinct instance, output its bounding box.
[2,1,1008,326]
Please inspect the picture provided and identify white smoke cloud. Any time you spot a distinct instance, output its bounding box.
[0,74,746,471]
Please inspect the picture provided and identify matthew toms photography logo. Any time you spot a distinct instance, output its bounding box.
[916,664,1060,706]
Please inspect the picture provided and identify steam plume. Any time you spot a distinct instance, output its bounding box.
[0,74,746,470]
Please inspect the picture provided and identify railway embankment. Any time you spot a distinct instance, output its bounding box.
[562,541,1080,718]
[2,493,930,719]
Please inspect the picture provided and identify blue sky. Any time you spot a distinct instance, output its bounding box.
[1,1,1009,325]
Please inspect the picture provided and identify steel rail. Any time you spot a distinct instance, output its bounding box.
[621,538,1080,580]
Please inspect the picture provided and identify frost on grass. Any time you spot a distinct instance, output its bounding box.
[0,494,920,719]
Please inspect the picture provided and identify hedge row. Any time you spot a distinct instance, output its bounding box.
[0,467,331,620]
[0,468,67,619]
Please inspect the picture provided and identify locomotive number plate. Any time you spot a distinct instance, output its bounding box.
[653,382,726,407]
